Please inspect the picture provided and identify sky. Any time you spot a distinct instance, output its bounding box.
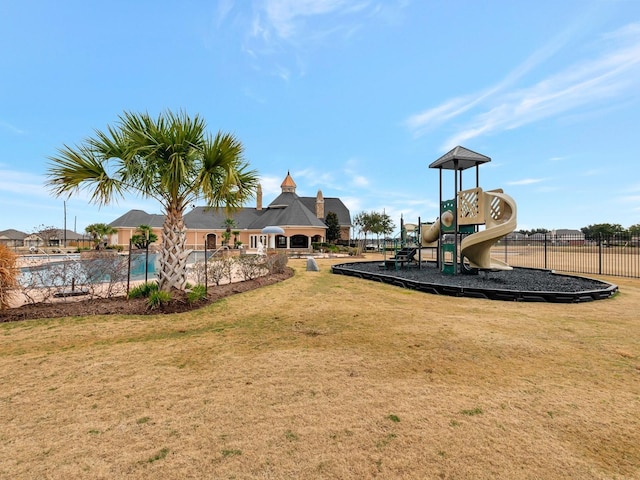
[1,0,640,236]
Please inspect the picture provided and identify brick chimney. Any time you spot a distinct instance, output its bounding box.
[315,189,324,219]
[256,183,262,211]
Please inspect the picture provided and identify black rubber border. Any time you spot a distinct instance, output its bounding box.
[331,262,618,303]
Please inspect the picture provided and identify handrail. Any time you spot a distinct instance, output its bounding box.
[208,245,230,258]
[28,246,50,260]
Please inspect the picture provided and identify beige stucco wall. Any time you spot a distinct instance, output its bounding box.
[113,226,329,251]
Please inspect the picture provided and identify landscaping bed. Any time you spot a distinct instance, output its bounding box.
[1,268,294,322]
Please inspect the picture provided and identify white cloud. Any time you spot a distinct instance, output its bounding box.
[259,0,368,40]
[293,168,335,190]
[506,178,544,186]
[406,22,640,151]
[258,174,283,197]
[352,175,369,187]
[0,169,47,197]
[242,0,408,81]
[340,195,363,216]
[0,121,25,135]
[404,11,591,139]
[215,0,236,27]
[248,0,407,50]
[340,158,370,188]
[404,96,477,136]
[618,194,640,204]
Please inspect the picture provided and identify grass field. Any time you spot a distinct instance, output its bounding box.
[1,255,639,479]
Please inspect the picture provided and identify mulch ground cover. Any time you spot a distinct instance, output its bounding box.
[1,268,294,322]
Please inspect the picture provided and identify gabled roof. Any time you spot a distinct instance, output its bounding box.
[59,229,85,240]
[268,191,299,207]
[299,196,351,226]
[184,191,331,231]
[553,229,584,236]
[183,207,261,230]
[0,229,28,240]
[109,209,165,228]
[505,232,525,240]
[249,198,326,229]
[108,173,351,234]
[10,229,85,240]
[429,146,491,171]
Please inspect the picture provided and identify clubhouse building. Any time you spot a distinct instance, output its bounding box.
[108,172,352,253]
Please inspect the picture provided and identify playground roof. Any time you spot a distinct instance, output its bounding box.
[429,145,491,170]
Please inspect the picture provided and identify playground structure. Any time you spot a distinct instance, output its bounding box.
[333,146,618,302]
[402,146,518,274]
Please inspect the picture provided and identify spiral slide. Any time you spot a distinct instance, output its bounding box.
[460,190,517,271]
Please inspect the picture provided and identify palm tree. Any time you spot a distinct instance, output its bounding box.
[47,110,258,291]
[85,223,118,250]
[222,218,236,246]
[231,230,241,247]
[131,224,158,250]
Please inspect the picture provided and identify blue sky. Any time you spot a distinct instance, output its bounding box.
[1,0,639,235]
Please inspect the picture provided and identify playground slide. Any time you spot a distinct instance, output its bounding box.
[420,219,441,246]
[460,190,517,271]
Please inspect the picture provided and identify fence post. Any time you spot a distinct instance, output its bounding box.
[204,239,208,294]
[126,238,132,295]
[544,233,548,270]
[504,235,508,263]
[598,233,602,275]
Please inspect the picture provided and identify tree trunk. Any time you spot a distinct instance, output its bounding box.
[158,206,191,291]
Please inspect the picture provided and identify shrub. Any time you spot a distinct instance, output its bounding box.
[237,255,267,280]
[17,254,129,304]
[147,290,171,309]
[189,256,233,286]
[266,253,288,274]
[188,261,206,285]
[187,284,207,303]
[128,281,158,299]
[0,245,19,309]
[82,256,128,298]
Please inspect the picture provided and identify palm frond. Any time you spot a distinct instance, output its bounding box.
[46,144,125,206]
[198,132,258,210]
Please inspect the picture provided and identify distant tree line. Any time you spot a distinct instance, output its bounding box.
[518,224,640,237]
[516,228,550,236]
[581,223,640,237]
[353,211,395,247]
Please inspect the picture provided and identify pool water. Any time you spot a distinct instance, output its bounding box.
[18,251,212,288]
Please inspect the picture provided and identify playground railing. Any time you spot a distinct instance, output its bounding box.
[493,233,640,278]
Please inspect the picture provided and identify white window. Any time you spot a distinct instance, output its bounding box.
[250,235,268,249]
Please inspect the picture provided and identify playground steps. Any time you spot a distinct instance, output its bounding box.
[383,247,418,268]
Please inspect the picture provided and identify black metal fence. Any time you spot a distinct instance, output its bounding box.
[494,233,640,278]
